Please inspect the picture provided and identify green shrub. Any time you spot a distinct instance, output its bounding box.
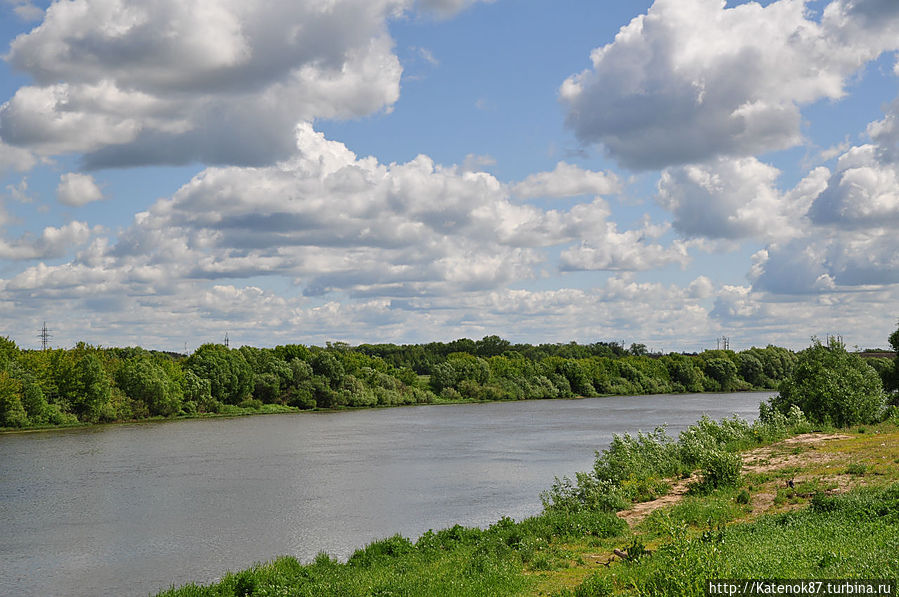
[231,571,258,597]
[679,415,752,467]
[693,449,742,492]
[771,338,885,427]
[542,472,630,513]
[593,427,679,483]
[237,398,263,410]
[346,534,415,569]
[416,524,483,551]
[542,510,628,539]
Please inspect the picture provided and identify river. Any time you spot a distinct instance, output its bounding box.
[0,391,772,597]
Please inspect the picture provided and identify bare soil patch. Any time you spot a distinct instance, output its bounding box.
[616,433,853,526]
[741,433,850,474]
[616,474,697,525]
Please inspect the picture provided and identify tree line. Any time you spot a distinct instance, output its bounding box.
[1,332,895,429]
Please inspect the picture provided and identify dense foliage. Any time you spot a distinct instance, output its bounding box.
[769,338,886,427]
[1,335,800,429]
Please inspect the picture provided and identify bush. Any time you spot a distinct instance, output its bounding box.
[416,524,482,551]
[542,473,630,513]
[593,428,680,483]
[679,415,752,467]
[771,338,885,426]
[693,449,742,492]
[347,534,414,567]
[237,398,263,410]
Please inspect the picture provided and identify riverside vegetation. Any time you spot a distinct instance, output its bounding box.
[150,334,899,596]
[3,332,878,431]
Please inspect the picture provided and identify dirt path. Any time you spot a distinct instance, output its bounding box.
[615,433,852,526]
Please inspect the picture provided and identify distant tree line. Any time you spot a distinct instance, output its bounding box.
[1,332,895,429]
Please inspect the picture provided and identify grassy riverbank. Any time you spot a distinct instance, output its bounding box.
[155,408,899,597]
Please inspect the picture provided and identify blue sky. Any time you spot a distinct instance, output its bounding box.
[0,0,898,352]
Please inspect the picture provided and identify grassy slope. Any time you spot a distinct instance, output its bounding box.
[531,423,899,596]
[156,422,899,597]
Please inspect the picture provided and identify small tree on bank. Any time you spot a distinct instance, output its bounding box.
[770,337,884,427]
[888,322,899,403]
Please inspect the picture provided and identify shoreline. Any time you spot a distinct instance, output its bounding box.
[0,387,777,435]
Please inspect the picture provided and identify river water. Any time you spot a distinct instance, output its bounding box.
[0,391,772,597]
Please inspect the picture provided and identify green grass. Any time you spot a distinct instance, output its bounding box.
[641,489,748,533]
[156,538,530,597]
[555,484,899,597]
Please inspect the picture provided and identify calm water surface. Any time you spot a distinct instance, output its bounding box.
[0,392,772,597]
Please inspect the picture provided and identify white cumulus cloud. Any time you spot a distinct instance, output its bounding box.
[560,0,899,169]
[0,0,408,167]
[57,173,104,206]
[753,94,899,294]
[657,157,829,241]
[0,142,36,173]
[2,125,688,307]
[512,161,621,199]
[0,221,95,260]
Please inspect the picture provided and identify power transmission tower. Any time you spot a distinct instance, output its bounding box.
[224,332,230,349]
[38,321,52,350]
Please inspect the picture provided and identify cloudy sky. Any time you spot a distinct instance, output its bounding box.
[0,0,897,352]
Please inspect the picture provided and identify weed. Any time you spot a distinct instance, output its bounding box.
[846,462,868,475]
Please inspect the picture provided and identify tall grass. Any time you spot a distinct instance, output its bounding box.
[543,407,814,513]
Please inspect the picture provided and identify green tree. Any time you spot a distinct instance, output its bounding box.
[71,353,112,423]
[704,358,739,392]
[474,335,511,358]
[888,322,899,399]
[0,371,28,427]
[21,380,49,424]
[310,351,346,388]
[429,361,458,393]
[0,336,19,371]
[185,344,253,405]
[667,357,704,392]
[556,359,597,396]
[117,355,184,416]
[182,369,217,412]
[771,338,885,426]
[737,353,765,387]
